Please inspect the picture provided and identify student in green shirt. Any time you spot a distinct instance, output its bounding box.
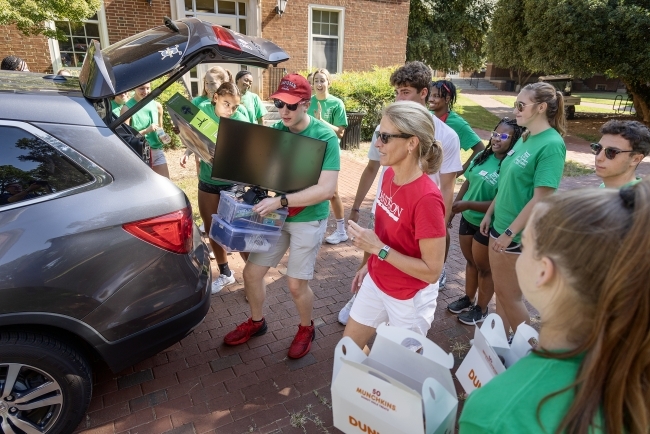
[235,70,267,125]
[428,80,485,174]
[307,68,349,245]
[110,91,130,117]
[460,180,650,434]
[224,74,340,360]
[449,118,524,325]
[593,119,649,189]
[480,82,566,334]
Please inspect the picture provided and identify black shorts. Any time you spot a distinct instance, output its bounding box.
[489,227,522,253]
[198,180,233,195]
[458,216,489,246]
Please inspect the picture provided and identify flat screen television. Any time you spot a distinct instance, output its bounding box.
[211,117,327,194]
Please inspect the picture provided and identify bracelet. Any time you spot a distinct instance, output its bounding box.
[351,208,360,212]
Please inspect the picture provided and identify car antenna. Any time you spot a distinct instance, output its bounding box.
[164,16,180,32]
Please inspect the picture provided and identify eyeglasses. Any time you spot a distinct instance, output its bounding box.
[514,101,539,112]
[590,143,635,160]
[375,131,414,144]
[432,81,451,94]
[273,99,305,111]
[491,131,511,140]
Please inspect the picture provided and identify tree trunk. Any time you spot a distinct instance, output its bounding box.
[624,79,650,124]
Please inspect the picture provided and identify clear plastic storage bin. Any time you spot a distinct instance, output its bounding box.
[210,214,282,253]
[217,193,288,232]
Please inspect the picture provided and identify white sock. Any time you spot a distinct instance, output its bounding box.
[336,218,345,234]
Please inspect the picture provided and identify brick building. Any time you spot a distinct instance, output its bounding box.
[0,0,409,98]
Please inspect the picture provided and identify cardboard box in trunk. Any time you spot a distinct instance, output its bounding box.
[331,324,458,434]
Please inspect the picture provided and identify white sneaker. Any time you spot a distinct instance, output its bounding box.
[325,231,348,245]
[211,271,236,294]
[338,294,356,325]
[438,267,447,288]
[209,250,215,259]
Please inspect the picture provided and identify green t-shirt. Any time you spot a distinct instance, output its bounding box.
[241,91,267,123]
[598,177,642,188]
[307,95,348,128]
[462,152,501,227]
[272,116,340,222]
[446,110,482,151]
[111,100,124,117]
[492,128,566,243]
[125,98,164,149]
[196,100,252,185]
[459,353,595,434]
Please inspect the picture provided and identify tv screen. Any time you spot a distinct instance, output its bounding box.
[211,117,327,194]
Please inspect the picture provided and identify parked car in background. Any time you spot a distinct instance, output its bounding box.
[0,18,288,434]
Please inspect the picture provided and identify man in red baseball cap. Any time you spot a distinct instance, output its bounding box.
[223,73,340,359]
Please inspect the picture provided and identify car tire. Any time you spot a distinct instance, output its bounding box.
[0,331,92,434]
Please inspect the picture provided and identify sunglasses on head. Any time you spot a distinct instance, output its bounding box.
[590,143,635,160]
[432,81,451,94]
[273,99,304,111]
[374,131,414,144]
[514,101,539,112]
[491,131,511,140]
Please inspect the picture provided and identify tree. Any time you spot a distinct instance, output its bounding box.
[486,0,538,86]
[407,0,495,73]
[489,0,650,122]
[0,0,101,40]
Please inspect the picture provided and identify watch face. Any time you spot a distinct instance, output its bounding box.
[378,249,388,260]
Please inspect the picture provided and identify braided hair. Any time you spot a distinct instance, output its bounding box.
[1,55,27,71]
[430,80,457,110]
[469,117,524,173]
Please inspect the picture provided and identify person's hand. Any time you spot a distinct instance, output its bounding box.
[480,214,491,236]
[148,124,160,134]
[252,196,281,217]
[179,153,188,168]
[492,233,513,253]
[315,102,322,120]
[349,208,360,224]
[451,201,467,214]
[348,221,382,255]
[351,263,368,294]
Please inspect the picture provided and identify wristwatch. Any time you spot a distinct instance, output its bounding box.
[378,245,391,261]
[280,194,288,207]
[504,228,514,237]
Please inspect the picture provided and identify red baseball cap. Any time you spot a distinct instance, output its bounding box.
[269,74,311,104]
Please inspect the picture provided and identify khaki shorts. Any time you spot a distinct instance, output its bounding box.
[248,220,327,280]
[350,273,439,336]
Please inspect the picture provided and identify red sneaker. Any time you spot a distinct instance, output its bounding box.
[224,318,267,346]
[287,321,315,359]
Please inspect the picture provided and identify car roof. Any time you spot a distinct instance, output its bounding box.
[0,71,84,97]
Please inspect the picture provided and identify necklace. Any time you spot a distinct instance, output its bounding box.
[388,170,422,201]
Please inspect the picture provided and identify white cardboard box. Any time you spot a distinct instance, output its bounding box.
[456,313,539,394]
[331,324,458,434]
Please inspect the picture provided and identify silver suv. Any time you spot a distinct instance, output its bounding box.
[0,18,288,434]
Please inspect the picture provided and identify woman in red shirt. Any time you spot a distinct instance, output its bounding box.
[346,101,446,349]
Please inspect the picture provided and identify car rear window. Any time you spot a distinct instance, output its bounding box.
[0,126,94,207]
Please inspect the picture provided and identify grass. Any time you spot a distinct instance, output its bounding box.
[492,94,616,114]
[492,95,516,108]
[173,176,202,225]
[455,94,500,131]
[563,160,594,177]
[574,131,601,143]
[573,92,628,106]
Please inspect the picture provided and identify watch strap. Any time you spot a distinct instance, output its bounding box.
[504,228,513,237]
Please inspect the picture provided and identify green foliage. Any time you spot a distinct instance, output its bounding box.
[152,76,190,150]
[329,67,398,141]
[407,0,494,73]
[0,0,101,40]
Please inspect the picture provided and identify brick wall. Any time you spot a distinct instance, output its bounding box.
[104,0,172,44]
[0,24,53,73]
[260,0,410,98]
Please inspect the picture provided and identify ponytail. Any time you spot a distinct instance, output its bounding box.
[530,180,650,434]
[421,139,443,175]
[522,82,567,138]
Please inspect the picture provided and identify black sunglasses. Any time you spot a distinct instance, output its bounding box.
[590,143,635,160]
[273,99,302,111]
[375,131,414,144]
[432,81,451,94]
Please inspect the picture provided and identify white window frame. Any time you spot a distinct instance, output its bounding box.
[47,1,109,73]
[308,5,344,73]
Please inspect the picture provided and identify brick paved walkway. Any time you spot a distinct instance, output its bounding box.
[77,127,648,434]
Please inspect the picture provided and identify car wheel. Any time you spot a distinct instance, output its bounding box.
[0,331,92,434]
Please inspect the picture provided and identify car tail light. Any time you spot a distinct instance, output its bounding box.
[212,25,241,54]
[123,207,194,254]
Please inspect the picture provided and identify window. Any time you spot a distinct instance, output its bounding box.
[48,5,109,72]
[309,6,344,73]
[0,127,93,207]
